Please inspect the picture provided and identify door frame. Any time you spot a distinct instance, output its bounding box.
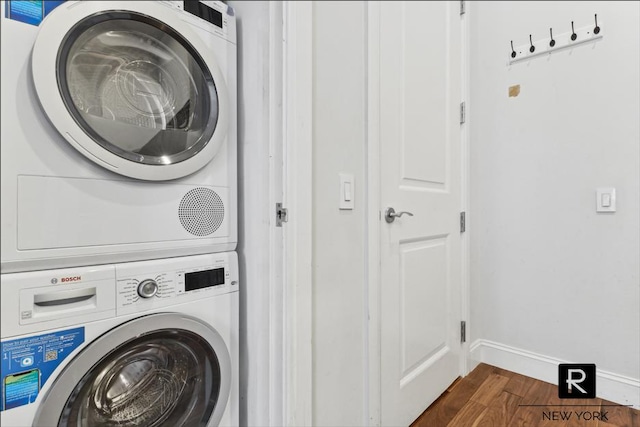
[282,2,313,426]
[365,2,471,425]
[281,1,470,426]
[460,0,472,378]
[366,3,382,424]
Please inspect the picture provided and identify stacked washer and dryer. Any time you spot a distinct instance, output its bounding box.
[0,1,238,426]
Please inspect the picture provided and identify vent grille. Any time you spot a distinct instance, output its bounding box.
[178,188,224,236]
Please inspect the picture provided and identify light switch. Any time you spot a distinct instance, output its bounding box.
[339,173,354,210]
[596,188,616,213]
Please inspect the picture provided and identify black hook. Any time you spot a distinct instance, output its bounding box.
[594,14,600,34]
[571,21,577,41]
[510,40,516,58]
[529,35,535,53]
[549,28,556,47]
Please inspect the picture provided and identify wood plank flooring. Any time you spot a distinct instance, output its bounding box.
[411,363,639,427]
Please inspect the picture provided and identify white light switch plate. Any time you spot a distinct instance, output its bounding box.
[596,188,616,213]
[339,173,354,210]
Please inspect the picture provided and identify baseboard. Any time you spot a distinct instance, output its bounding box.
[469,339,640,409]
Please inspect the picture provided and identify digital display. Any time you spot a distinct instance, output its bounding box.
[184,1,223,29]
[185,268,225,291]
[4,369,40,411]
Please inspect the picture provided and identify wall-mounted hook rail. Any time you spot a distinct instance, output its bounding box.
[508,21,603,65]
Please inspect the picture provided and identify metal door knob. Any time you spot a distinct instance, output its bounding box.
[385,207,414,223]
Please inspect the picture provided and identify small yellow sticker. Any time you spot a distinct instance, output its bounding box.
[509,85,521,97]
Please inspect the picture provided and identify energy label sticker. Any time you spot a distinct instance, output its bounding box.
[4,1,66,26]
[1,327,84,411]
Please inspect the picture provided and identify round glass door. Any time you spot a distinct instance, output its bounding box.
[58,329,220,426]
[57,12,218,166]
[32,314,232,427]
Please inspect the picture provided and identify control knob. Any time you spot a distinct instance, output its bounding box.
[137,279,158,299]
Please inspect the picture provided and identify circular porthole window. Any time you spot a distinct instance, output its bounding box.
[32,2,230,180]
[58,13,218,166]
[32,314,232,427]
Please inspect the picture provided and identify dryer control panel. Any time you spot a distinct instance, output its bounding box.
[115,252,238,316]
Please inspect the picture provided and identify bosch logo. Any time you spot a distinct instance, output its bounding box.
[60,276,81,283]
[50,278,58,284]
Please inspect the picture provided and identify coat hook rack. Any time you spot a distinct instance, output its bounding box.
[529,35,535,53]
[508,17,604,65]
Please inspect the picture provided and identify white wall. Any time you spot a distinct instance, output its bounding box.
[469,0,640,404]
[311,2,368,426]
[229,2,283,425]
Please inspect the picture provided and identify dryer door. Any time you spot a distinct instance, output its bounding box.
[32,314,232,427]
[32,1,229,181]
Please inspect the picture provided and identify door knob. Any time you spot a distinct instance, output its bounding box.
[385,207,414,223]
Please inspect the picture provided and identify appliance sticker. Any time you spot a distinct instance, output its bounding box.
[1,327,84,411]
[5,1,65,26]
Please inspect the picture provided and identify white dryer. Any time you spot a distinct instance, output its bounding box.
[0,252,239,427]
[0,1,237,273]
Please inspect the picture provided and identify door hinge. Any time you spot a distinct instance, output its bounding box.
[461,321,467,343]
[460,211,466,233]
[276,203,288,227]
[460,1,466,15]
[460,102,466,124]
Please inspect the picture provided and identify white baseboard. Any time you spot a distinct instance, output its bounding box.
[469,339,640,409]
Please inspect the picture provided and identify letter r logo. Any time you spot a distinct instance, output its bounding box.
[566,369,587,394]
[559,364,596,399]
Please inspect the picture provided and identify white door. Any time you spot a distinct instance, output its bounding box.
[378,2,462,425]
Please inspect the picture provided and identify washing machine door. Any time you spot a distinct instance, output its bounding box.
[32,314,232,427]
[31,1,229,181]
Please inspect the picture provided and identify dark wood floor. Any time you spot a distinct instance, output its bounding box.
[411,363,639,427]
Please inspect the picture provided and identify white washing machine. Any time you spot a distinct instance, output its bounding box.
[0,252,239,427]
[0,1,237,273]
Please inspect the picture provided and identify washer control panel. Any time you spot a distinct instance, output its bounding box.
[115,252,238,316]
